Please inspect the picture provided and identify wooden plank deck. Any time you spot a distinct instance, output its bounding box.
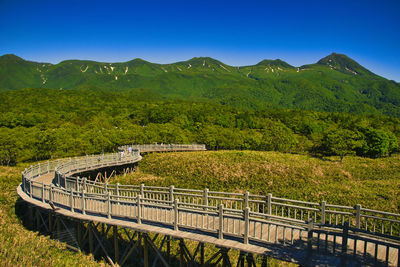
[17,184,398,266]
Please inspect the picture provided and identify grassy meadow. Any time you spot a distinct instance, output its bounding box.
[1,150,399,266]
[0,165,106,267]
[113,150,400,213]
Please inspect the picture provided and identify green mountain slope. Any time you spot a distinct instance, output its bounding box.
[1,53,400,116]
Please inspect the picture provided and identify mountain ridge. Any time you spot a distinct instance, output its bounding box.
[1,53,400,117]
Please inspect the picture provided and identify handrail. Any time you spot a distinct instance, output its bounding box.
[19,144,400,265]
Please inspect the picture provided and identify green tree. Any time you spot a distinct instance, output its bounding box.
[321,128,363,162]
[360,128,398,158]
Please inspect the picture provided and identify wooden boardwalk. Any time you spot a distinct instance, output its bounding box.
[18,144,400,266]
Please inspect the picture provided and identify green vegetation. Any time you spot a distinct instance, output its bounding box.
[1,53,400,117]
[0,88,399,165]
[2,51,399,266]
[0,165,107,266]
[113,151,400,213]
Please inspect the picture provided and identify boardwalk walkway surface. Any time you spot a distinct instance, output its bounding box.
[17,144,400,266]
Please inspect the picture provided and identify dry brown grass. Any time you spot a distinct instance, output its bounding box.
[114,151,400,213]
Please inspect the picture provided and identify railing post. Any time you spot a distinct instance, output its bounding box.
[244,207,250,244]
[170,185,174,202]
[82,190,86,215]
[219,204,224,239]
[47,161,50,173]
[321,201,326,224]
[140,183,145,196]
[70,189,74,212]
[174,199,179,231]
[341,222,349,265]
[245,191,249,209]
[204,188,209,206]
[307,219,314,259]
[267,193,272,216]
[38,163,41,175]
[76,176,79,192]
[107,192,111,219]
[57,171,60,186]
[355,204,361,228]
[116,183,120,205]
[105,182,108,194]
[83,178,87,192]
[29,180,32,198]
[49,184,53,203]
[42,182,45,203]
[137,194,141,224]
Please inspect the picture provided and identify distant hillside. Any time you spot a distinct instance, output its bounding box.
[1,53,400,117]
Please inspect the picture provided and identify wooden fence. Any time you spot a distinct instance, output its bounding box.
[20,144,400,266]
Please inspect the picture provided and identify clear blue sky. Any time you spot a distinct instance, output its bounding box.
[1,0,399,81]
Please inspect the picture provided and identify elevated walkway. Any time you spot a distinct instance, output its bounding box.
[18,144,400,266]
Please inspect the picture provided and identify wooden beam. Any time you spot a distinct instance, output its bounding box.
[114,226,119,264]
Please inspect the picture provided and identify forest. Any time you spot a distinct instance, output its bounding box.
[0,87,398,165]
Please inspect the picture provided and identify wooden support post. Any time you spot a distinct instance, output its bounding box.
[76,176,79,192]
[170,185,175,202]
[179,239,184,267]
[244,207,250,244]
[321,201,326,224]
[49,184,53,203]
[167,235,171,266]
[267,193,272,216]
[307,219,314,260]
[114,226,119,264]
[200,242,205,266]
[238,251,245,267]
[48,211,53,236]
[355,204,362,228]
[137,194,142,224]
[56,216,61,240]
[83,177,87,192]
[174,199,179,231]
[29,205,34,229]
[204,188,209,206]
[82,190,86,215]
[107,192,111,219]
[89,223,94,254]
[341,222,349,266]
[29,180,32,198]
[140,183,145,196]
[42,182,45,203]
[77,220,82,249]
[70,189,74,212]
[219,204,224,239]
[36,208,40,230]
[245,191,249,209]
[246,253,255,267]
[261,254,268,267]
[144,234,149,267]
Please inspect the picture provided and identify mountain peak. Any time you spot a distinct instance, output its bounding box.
[0,54,24,62]
[317,53,372,75]
[256,59,294,68]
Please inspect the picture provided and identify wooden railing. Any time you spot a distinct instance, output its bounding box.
[19,144,400,265]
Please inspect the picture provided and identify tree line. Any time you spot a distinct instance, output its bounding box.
[0,88,398,165]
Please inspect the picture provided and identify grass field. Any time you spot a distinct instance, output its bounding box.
[113,150,400,213]
[0,165,106,267]
[1,150,399,266]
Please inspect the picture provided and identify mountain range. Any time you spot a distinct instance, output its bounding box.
[1,53,400,117]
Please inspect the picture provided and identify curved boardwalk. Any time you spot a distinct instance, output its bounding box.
[18,144,400,266]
